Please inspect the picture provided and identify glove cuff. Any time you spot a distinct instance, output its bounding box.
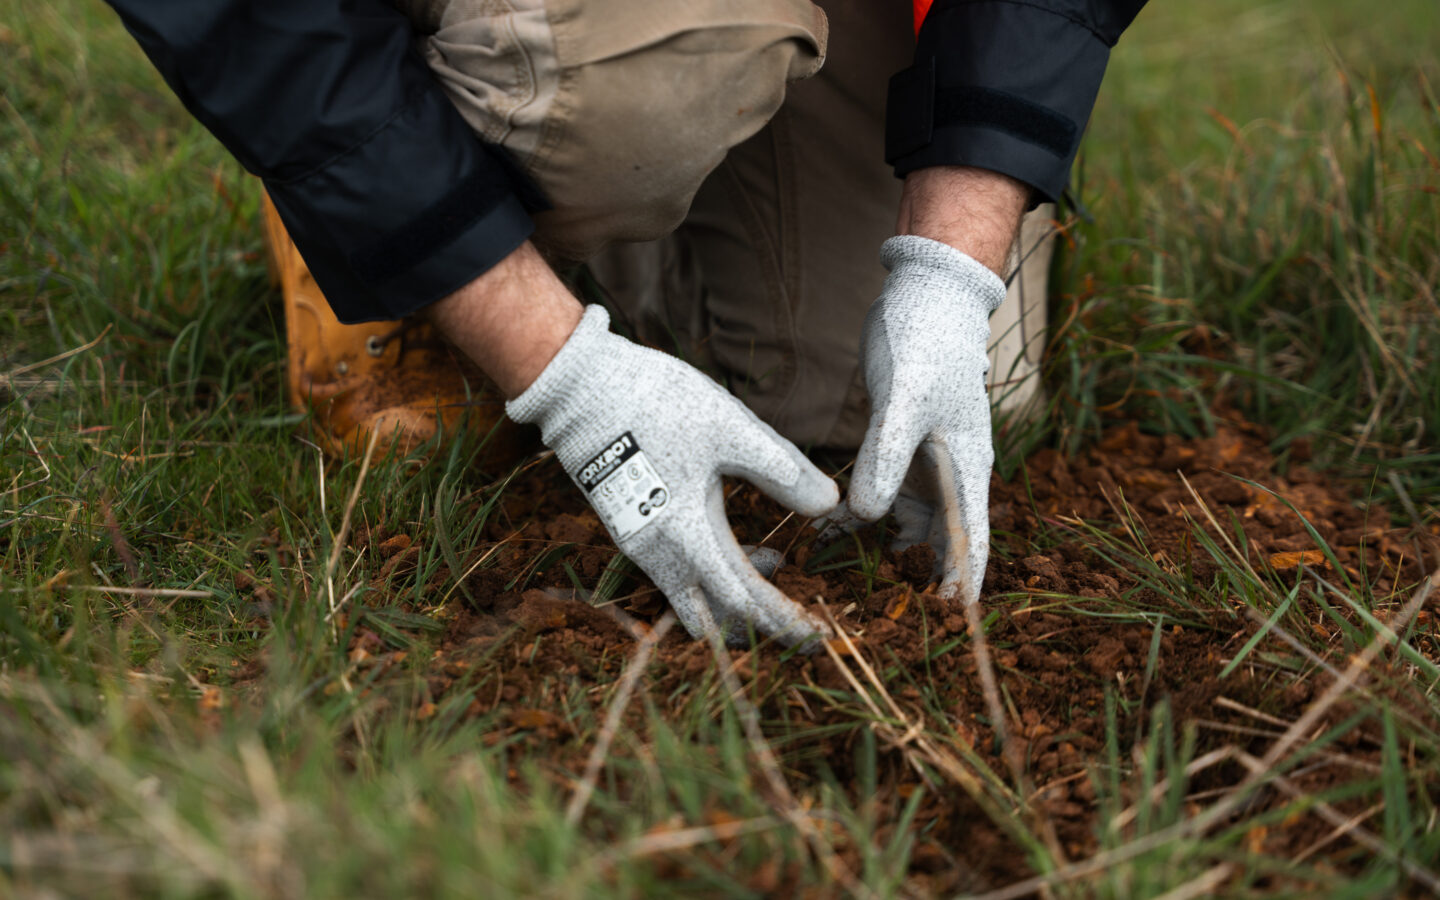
[880,235,1006,314]
[505,304,612,426]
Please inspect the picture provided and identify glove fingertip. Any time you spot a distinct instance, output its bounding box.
[790,464,840,518]
[727,424,839,518]
[847,483,893,522]
[654,578,719,642]
[847,451,906,522]
[848,407,924,521]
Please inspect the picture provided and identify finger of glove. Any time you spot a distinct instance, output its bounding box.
[929,439,992,607]
[701,484,831,648]
[701,557,830,649]
[652,571,722,642]
[849,404,926,522]
[717,410,838,517]
[741,545,786,580]
[631,501,734,642]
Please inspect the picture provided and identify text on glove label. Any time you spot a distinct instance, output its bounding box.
[578,432,639,491]
[578,432,670,542]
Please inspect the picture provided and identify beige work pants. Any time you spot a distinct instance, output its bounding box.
[399,0,1052,450]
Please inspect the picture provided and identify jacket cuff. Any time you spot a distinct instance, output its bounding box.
[264,83,537,324]
[885,0,1122,202]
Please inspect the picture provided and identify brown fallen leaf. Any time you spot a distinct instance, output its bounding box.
[884,588,911,620]
[1268,549,1330,570]
[509,708,561,730]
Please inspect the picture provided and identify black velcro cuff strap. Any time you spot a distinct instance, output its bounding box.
[935,86,1076,158]
[349,167,513,286]
[885,61,935,164]
[886,63,1078,165]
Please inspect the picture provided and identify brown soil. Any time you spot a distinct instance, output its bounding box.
[337,420,1437,894]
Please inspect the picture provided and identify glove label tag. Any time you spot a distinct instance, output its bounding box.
[577,432,669,542]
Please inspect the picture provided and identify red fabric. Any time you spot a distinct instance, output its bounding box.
[912,0,933,35]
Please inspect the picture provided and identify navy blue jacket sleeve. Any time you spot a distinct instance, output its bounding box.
[887,0,1148,201]
[104,0,538,323]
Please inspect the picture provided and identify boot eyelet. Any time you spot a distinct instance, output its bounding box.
[336,361,349,375]
[366,335,385,357]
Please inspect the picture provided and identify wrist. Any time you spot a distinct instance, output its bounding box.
[425,241,584,398]
[895,166,1029,276]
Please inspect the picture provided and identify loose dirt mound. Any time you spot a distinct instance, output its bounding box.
[347,422,1435,892]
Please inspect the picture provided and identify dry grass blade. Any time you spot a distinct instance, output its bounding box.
[965,822,1207,900]
[1386,470,1432,574]
[29,686,240,888]
[972,569,1438,900]
[698,610,879,900]
[607,815,782,860]
[1178,473,1268,587]
[12,425,52,494]
[826,597,1070,880]
[1193,720,1381,773]
[437,528,521,608]
[21,585,217,599]
[1237,600,1437,737]
[0,324,111,386]
[1291,801,1384,863]
[1213,695,1293,729]
[1242,569,1433,776]
[323,428,380,625]
[1150,863,1235,900]
[817,603,940,788]
[815,601,1034,845]
[960,587,1025,786]
[1242,606,1347,681]
[1108,747,1236,832]
[566,611,676,826]
[1234,750,1440,892]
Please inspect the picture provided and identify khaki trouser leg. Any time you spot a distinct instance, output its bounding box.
[989,204,1056,419]
[585,1,1054,449]
[406,0,1054,451]
[590,0,914,449]
[402,0,827,260]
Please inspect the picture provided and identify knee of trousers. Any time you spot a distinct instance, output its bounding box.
[406,0,828,262]
[988,203,1057,417]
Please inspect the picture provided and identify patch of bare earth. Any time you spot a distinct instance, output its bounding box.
[328,420,1438,893]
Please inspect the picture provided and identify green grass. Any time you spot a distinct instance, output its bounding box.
[1034,0,1440,501]
[3,0,1439,896]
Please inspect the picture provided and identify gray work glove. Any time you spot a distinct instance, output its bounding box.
[845,235,1005,605]
[507,306,838,647]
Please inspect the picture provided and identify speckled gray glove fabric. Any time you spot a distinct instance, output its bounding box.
[846,235,1005,605]
[507,305,838,647]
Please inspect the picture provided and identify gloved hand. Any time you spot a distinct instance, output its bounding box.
[507,306,838,647]
[844,235,1004,605]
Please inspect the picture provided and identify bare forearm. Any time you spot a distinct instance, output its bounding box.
[425,241,583,399]
[895,166,1030,276]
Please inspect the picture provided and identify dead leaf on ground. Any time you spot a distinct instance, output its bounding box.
[1268,549,1331,570]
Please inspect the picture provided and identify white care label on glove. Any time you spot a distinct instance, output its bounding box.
[576,431,670,541]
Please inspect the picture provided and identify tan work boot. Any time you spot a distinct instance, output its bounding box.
[262,192,528,464]
[988,203,1056,419]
